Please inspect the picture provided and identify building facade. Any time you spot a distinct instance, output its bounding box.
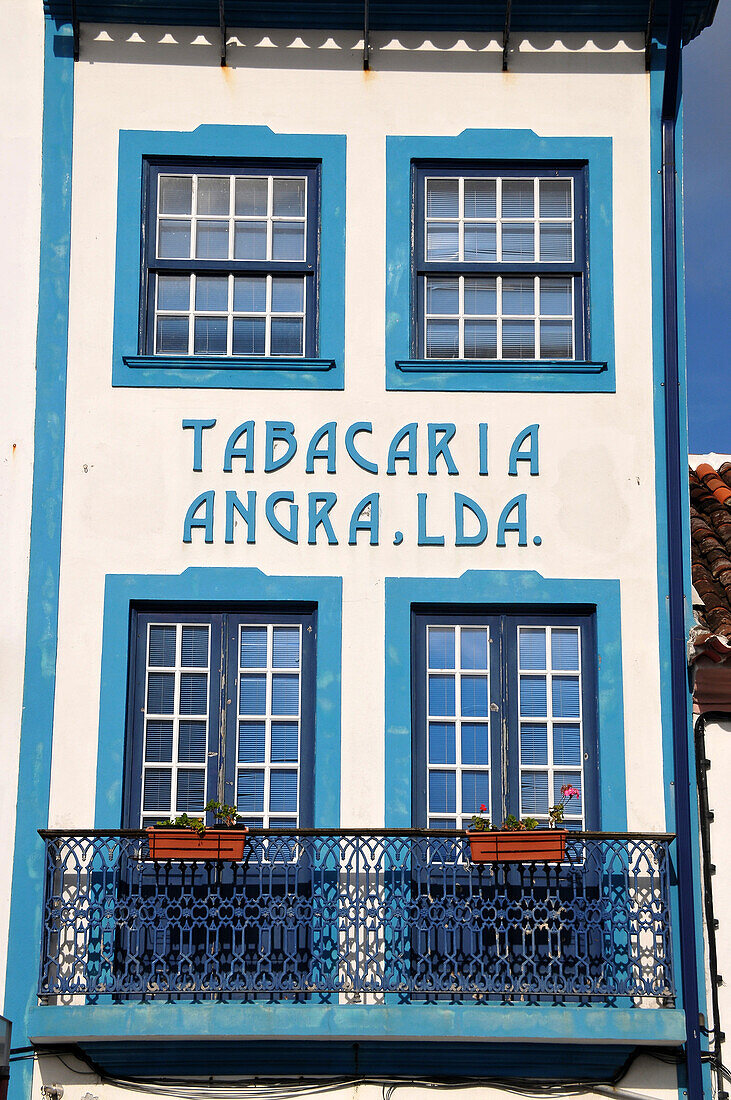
[2,1,719,1097]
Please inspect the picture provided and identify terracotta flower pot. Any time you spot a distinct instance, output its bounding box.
[146,826,249,861]
[467,829,568,863]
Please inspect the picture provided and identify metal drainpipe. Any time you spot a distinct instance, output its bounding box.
[660,0,705,1095]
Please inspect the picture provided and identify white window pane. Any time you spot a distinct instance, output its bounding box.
[271,278,304,313]
[176,770,206,813]
[540,277,572,316]
[501,223,535,261]
[273,178,305,217]
[464,320,497,359]
[540,320,573,359]
[181,625,209,667]
[426,320,458,358]
[179,673,208,714]
[235,177,268,216]
[145,721,173,763]
[429,674,455,716]
[143,769,172,814]
[551,628,580,670]
[539,179,572,218]
[233,317,265,355]
[178,721,207,763]
[461,724,489,765]
[554,771,582,815]
[194,316,227,355]
[552,676,580,718]
[271,674,299,715]
[239,674,266,715]
[197,177,230,216]
[502,179,534,218]
[233,277,266,313]
[464,278,496,316]
[196,220,229,259]
[270,771,298,813]
[464,179,496,219]
[195,276,228,311]
[271,318,303,356]
[519,627,546,669]
[272,627,300,667]
[271,722,299,762]
[521,772,549,814]
[156,316,189,353]
[237,770,265,813]
[238,721,266,763]
[461,629,488,669]
[159,176,192,215]
[426,223,458,261]
[157,275,190,311]
[426,178,458,218]
[429,723,456,765]
[428,627,455,669]
[149,625,176,667]
[272,222,305,261]
[503,320,535,358]
[461,675,489,717]
[462,772,490,814]
[520,723,548,765]
[464,223,497,261]
[426,278,459,315]
[502,278,535,316]
[553,724,582,766]
[147,672,175,714]
[429,770,456,813]
[540,223,572,262]
[240,626,267,667]
[519,675,547,717]
[234,221,267,260]
[158,219,191,259]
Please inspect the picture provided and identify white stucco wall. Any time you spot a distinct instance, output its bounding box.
[0,0,44,1010]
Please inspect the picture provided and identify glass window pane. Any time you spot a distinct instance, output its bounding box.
[239,674,266,715]
[428,627,455,669]
[147,672,175,714]
[272,674,299,715]
[426,223,458,261]
[429,722,456,765]
[502,278,535,316]
[428,674,455,716]
[461,675,488,718]
[176,769,205,813]
[160,176,193,215]
[237,770,265,813]
[195,276,228,311]
[520,723,548,766]
[539,179,572,218]
[461,628,488,670]
[464,278,496,316]
[462,771,490,814]
[430,818,455,830]
[521,772,549,815]
[519,675,547,717]
[238,721,266,763]
[181,625,208,667]
[143,769,171,814]
[233,317,265,355]
[552,629,580,670]
[426,178,458,218]
[540,321,573,359]
[149,625,176,667]
[270,770,298,813]
[234,276,266,313]
[271,722,299,762]
[235,177,268,217]
[540,277,572,316]
[461,723,489,765]
[234,221,267,260]
[464,223,496,261]
[553,724,582,766]
[426,320,458,358]
[158,219,191,259]
[156,316,189,353]
[178,721,207,763]
[157,275,190,311]
[519,627,546,670]
[426,278,458,315]
[272,278,304,313]
[554,771,582,815]
[552,676,580,718]
[241,626,267,667]
[197,177,230,216]
[194,316,227,355]
[273,178,306,217]
[501,223,534,261]
[540,223,572,262]
[502,179,534,218]
[145,720,173,763]
[464,320,497,359]
[179,673,208,715]
[273,627,300,668]
[465,179,496,218]
[502,320,535,359]
[429,770,456,813]
[270,318,303,356]
[272,223,305,261]
[196,220,229,259]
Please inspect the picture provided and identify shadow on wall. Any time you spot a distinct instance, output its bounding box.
[78,26,645,74]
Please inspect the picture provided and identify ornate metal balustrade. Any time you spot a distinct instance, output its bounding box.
[38,830,675,1005]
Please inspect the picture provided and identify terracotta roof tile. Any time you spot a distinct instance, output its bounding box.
[690,461,731,648]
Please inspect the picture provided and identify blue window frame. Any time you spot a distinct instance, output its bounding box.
[412,611,598,830]
[413,165,586,362]
[124,608,316,828]
[142,161,319,360]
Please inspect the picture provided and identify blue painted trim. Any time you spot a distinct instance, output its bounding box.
[94,568,342,829]
[124,355,335,374]
[395,359,611,392]
[384,571,626,831]
[27,1002,686,1046]
[112,126,346,391]
[385,130,615,393]
[3,19,74,1100]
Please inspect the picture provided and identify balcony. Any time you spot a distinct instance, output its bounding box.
[39,829,675,1007]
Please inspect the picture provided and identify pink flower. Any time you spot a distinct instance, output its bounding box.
[561,784,580,799]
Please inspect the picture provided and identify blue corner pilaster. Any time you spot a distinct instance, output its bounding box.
[4,18,74,1100]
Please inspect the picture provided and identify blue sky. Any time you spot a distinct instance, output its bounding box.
[683,0,731,453]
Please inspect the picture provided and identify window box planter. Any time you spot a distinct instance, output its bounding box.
[467,829,568,863]
[146,827,249,861]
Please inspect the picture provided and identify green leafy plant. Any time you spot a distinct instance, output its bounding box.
[154,812,206,837]
[205,800,244,827]
[155,800,244,837]
[470,805,540,832]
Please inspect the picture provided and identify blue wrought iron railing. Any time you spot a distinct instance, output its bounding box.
[38,830,675,1005]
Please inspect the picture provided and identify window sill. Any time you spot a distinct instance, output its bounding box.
[115,355,342,390]
[389,359,613,393]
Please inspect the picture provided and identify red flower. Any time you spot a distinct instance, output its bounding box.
[479,804,487,813]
